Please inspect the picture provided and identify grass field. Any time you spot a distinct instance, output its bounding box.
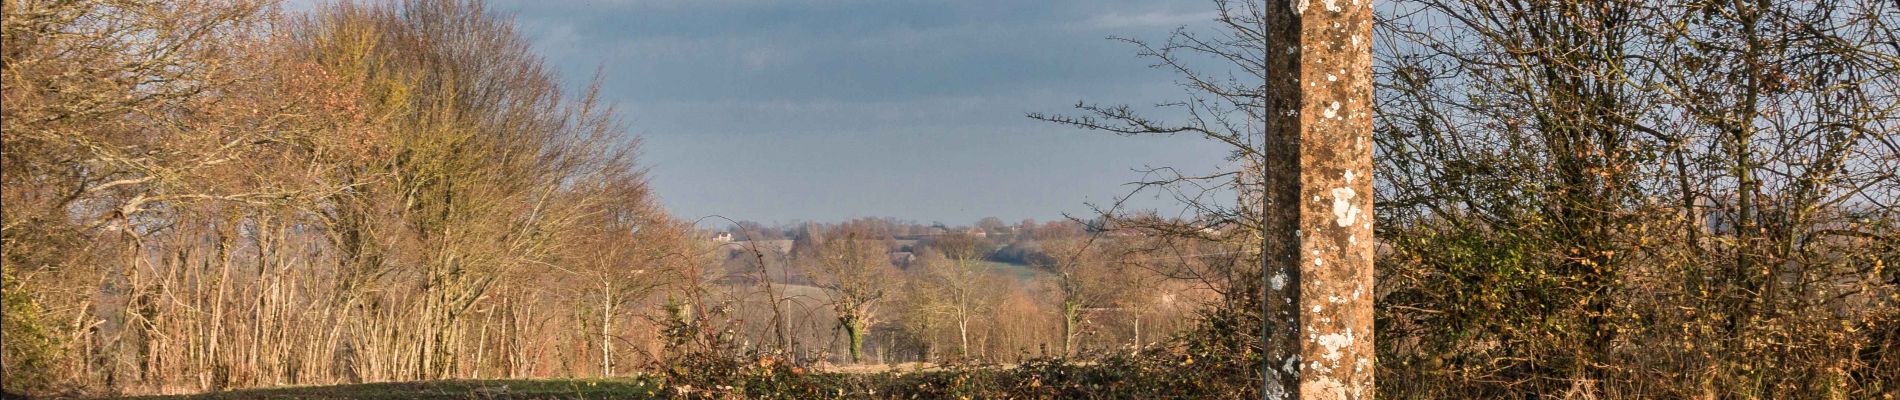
[977,260,1049,282]
[112,378,665,400]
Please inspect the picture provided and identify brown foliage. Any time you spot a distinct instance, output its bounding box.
[2,0,689,395]
[1037,0,1899,398]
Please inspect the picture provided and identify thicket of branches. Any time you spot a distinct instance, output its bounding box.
[1037,0,1898,398]
[2,0,693,395]
[1376,1,1899,397]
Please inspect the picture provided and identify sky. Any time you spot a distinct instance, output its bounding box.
[481,0,1239,226]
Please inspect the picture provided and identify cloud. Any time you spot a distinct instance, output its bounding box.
[518,19,585,57]
[617,81,1183,138]
[469,0,1232,222]
[1077,10,1218,30]
[741,46,788,71]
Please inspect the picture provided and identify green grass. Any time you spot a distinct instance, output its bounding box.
[114,377,664,400]
[976,260,1048,282]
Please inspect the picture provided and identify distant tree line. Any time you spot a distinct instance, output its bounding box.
[697,216,1207,366]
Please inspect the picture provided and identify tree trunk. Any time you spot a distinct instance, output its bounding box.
[1060,301,1079,357]
[844,316,864,364]
[208,231,232,391]
[1132,312,1141,348]
[600,287,613,376]
[956,314,970,358]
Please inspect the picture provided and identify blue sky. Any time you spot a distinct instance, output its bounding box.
[486,0,1238,225]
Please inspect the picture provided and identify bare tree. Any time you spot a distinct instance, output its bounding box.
[1039,238,1126,356]
[2,0,691,394]
[798,222,896,364]
[906,238,997,360]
